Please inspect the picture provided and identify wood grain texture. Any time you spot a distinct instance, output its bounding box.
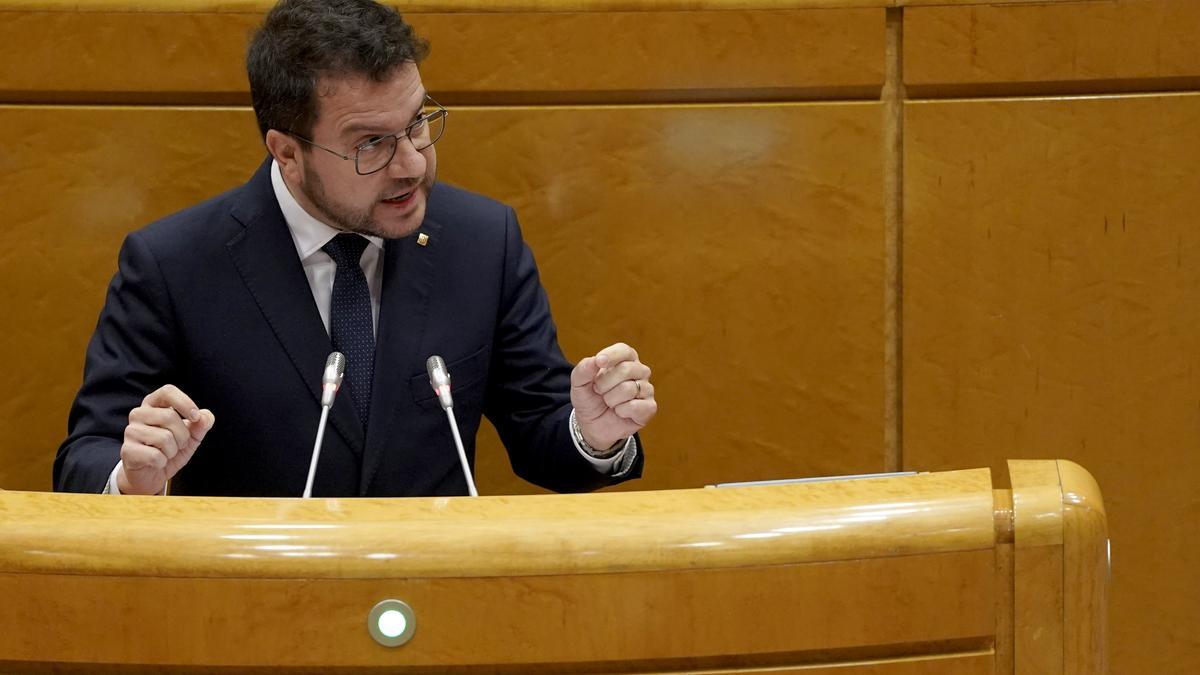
[1058,460,1108,675]
[1009,461,1065,674]
[905,0,1200,97]
[0,0,1125,12]
[992,489,1014,675]
[905,94,1198,674]
[1008,460,1062,549]
[416,9,885,103]
[0,11,259,101]
[433,103,886,494]
[0,0,897,13]
[1006,460,1107,673]
[0,469,1005,672]
[0,468,994,577]
[682,652,995,674]
[3,457,1108,672]
[0,6,886,104]
[882,6,904,472]
[0,553,995,671]
[0,105,266,493]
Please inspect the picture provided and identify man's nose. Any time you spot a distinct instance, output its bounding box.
[386,137,426,179]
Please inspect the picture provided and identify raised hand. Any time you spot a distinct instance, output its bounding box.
[570,343,657,451]
[117,384,215,495]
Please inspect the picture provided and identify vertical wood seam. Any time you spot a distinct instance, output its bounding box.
[883,7,905,473]
[995,488,1017,675]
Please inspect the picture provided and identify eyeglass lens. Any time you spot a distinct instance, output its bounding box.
[354,110,446,175]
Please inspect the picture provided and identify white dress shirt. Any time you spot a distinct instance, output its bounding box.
[104,161,633,494]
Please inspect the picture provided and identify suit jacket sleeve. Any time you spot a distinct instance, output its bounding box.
[54,232,178,492]
[483,207,644,493]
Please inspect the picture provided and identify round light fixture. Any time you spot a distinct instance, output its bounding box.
[367,599,416,647]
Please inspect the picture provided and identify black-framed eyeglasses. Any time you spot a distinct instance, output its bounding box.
[285,96,448,176]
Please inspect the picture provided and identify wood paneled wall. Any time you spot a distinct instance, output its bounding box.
[902,3,1200,673]
[0,0,1195,672]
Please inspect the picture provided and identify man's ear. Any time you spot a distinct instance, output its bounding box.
[265,129,303,183]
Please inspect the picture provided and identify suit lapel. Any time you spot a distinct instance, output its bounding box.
[359,217,443,495]
[225,159,367,459]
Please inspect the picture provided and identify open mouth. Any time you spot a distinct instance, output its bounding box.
[382,189,416,206]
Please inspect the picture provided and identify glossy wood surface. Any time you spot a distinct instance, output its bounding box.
[438,103,886,495]
[0,468,1012,672]
[0,0,892,13]
[0,8,885,104]
[0,0,1123,10]
[1058,460,1108,675]
[1009,461,1065,674]
[0,553,997,671]
[904,93,1199,674]
[1007,460,1108,674]
[682,653,995,675]
[416,9,884,102]
[0,469,994,577]
[905,0,1200,97]
[0,106,265,493]
[0,462,1109,672]
[0,461,1108,671]
[991,489,1015,675]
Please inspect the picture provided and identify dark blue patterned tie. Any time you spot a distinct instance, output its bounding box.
[322,233,374,429]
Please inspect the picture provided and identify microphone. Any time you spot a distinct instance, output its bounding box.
[321,352,346,407]
[426,355,479,497]
[303,352,345,498]
[426,355,453,409]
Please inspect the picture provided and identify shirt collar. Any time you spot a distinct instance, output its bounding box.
[270,159,384,260]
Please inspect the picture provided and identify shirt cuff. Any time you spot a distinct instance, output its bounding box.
[569,409,638,475]
[103,461,166,495]
[103,461,123,495]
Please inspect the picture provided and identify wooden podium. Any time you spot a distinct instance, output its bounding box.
[0,460,1106,673]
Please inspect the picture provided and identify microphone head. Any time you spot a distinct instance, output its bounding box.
[426,355,449,385]
[426,355,453,409]
[324,352,346,386]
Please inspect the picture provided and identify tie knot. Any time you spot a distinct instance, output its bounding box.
[322,233,370,268]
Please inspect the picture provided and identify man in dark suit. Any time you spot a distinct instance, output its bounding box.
[53,0,656,497]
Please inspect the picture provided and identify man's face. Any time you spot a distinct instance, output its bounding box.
[290,62,437,239]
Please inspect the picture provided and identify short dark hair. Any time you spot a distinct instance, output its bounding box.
[246,0,429,139]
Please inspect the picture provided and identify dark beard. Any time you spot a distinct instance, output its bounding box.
[302,163,386,237]
[302,162,434,237]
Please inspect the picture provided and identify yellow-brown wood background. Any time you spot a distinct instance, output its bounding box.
[0,0,1195,672]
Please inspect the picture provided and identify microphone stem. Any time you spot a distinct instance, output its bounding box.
[444,407,478,497]
[303,405,332,498]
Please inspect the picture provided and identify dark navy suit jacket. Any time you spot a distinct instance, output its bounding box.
[54,159,643,497]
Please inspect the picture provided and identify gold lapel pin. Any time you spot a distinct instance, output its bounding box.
[417,233,429,247]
